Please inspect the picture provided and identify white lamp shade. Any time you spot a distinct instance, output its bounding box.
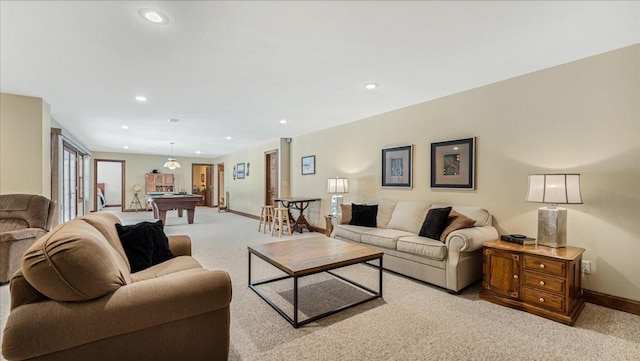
[526,174,582,204]
[327,178,349,193]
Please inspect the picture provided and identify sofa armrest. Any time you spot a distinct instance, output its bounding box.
[445,226,498,253]
[168,235,191,256]
[0,228,47,243]
[2,269,231,361]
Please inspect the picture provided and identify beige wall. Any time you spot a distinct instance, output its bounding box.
[220,45,640,301]
[213,139,281,215]
[0,93,51,197]
[91,152,218,211]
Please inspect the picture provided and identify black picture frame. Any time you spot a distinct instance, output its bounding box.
[237,163,245,179]
[430,137,475,189]
[301,155,315,175]
[382,145,412,187]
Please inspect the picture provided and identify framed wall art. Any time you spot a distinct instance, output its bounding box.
[301,155,315,175]
[430,137,475,189]
[382,145,413,187]
[236,163,245,179]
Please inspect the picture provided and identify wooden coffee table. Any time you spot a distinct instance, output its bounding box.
[248,236,383,328]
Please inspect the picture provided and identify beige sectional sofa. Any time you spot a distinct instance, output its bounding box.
[331,201,498,293]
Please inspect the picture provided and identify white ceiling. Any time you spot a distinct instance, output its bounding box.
[1,1,638,158]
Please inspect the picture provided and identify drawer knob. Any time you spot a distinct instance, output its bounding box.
[513,274,518,279]
[539,264,545,269]
[539,281,545,286]
[539,297,545,303]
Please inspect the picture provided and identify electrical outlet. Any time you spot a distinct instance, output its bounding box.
[581,260,591,274]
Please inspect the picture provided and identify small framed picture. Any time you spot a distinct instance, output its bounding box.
[430,137,475,189]
[301,155,315,175]
[382,145,413,187]
[236,163,246,179]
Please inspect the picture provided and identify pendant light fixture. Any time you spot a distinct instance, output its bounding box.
[163,142,181,170]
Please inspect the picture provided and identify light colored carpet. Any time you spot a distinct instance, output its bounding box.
[1,208,639,360]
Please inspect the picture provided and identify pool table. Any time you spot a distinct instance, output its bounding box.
[147,194,204,225]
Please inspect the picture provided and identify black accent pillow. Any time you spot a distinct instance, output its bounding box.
[419,207,452,240]
[116,220,175,273]
[349,203,378,227]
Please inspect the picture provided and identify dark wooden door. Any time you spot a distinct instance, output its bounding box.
[265,150,278,206]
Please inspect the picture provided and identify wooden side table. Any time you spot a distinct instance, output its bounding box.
[479,239,585,326]
[324,215,336,237]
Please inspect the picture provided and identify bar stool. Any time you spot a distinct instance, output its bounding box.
[258,205,274,233]
[271,207,293,237]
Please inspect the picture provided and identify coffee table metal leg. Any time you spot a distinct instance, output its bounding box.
[247,250,251,287]
[293,276,299,328]
[379,256,383,297]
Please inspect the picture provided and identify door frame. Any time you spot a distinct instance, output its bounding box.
[192,163,214,207]
[265,149,279,206]
[94,159,126,212]
[217,164,225,209]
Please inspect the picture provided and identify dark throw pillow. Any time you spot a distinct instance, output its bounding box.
[116,220,175,273]
[419,207,452,240]
[349,203,378,227]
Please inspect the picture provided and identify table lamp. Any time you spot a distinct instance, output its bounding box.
[525,174,582,248]
[327,177,349,217]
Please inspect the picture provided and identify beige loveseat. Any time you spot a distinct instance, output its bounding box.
[2,212,232,361]
[332,201,498,293]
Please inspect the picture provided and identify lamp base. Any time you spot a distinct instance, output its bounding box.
[330,195,344,217]
[537,207,567,248]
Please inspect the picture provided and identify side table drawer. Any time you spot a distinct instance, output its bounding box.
[522,287,565,312]
[522,271,565,293]
[523,255,565,277]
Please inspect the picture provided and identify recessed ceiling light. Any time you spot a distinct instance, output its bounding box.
[453,147,459,150]
[138,9,169,24]
[226,136,232,140]
[280,119,287,124]
[364,83,379,90]
[121,125,129,129]
[168,118,179,123]
[135,96,147,102]
[195,150,201,154]
[124,146,129,149]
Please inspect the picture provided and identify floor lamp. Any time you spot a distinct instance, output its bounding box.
[327,177,349,217]
[525,174,582,248]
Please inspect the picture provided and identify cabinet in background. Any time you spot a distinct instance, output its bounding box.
[145,173,174,193]
[480,240,585,326]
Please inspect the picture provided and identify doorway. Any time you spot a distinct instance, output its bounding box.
[265,150,278,206]
[217,164,226,209]
[94,159,125,212]
[192,163,213,207]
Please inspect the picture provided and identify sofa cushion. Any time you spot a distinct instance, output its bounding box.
[78,212,131,271]
[397,236,448,261]
[375,200,397,229]
[131,256,203,282]
[21,220,130,302]
[419,207,452,240]
[340,204,352,224]
[334,224,371,242]
[431,204,492,227]
[386,201,431,234]
[116,220,175,273]
[349,204,378,227]
[361,228,415,249]
[440,210,476,242]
